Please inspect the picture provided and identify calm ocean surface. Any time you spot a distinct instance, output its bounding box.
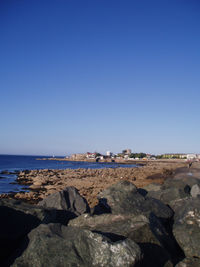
[0,155,137,194]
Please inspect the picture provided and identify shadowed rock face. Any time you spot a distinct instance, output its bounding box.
[172,196,200,258]
[0,199,57,266]
[38,186,90,216]
[0,199,57,223]
[12,224,142,267]
[96,180,173,221]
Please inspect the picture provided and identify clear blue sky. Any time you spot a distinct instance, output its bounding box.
[1,0,200,156]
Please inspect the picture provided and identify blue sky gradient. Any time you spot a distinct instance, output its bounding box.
[1,0,200,155]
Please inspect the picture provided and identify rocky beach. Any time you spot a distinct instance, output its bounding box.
[1,160,200,266]
[1,160,187,207]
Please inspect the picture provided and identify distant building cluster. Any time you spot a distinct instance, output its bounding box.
[67,150,200,162]
[69,149,149,161]
[157,153,200,160]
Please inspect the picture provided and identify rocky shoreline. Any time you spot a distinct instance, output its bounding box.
[1,163,200,266]
[0,161,187,207]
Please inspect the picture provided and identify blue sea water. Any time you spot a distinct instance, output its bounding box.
[0,155,138,194]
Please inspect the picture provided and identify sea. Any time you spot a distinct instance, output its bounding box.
[0,155,138,194]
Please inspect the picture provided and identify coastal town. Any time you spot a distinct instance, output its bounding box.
[66,149,200,162]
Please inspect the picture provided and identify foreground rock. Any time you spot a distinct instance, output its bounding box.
[69,213,178,266]
[95,180,173,221]
[147,187,190,205]
[38,186,90,216]
[12,224,142,267]
[3,172,200,266]
[145,177,200,205]
[0,199,57,265]
[172,196,200,258]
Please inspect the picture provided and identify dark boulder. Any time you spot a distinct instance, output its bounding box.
[0,199,57,265]
[147,187,190,205]
[69,213,166,243]
[69,212,181,266]
[162,177,200,191]
[172,176,200,188]
[162,178,191,193]
[0,199,56,223]
[146,177,200,205]
[95,180,173,221]
[172,196,200,258]
[12,224,142,267]
[143,183,162,192]
[38,186,90,216]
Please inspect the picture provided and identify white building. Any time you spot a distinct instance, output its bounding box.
[187,154,197,160]
[106,151,113,157]
[86,152,96,159]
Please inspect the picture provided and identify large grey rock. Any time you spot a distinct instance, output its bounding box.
[163,177,200,191]
[143,183,162,192]
[38,186,90,216]
[69,213,167,243]
[175,257,200,267]
[169,197,191,212]
[138,183,162,197]
[162,178,191,193]
[173,176,200,188]
[0,199,56,265]
[69,213,178,266]
[12,224,142,267]
[146,177,200,205]
[172,197,200,258]
[96,180,173,220]
[147,187,190,205]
